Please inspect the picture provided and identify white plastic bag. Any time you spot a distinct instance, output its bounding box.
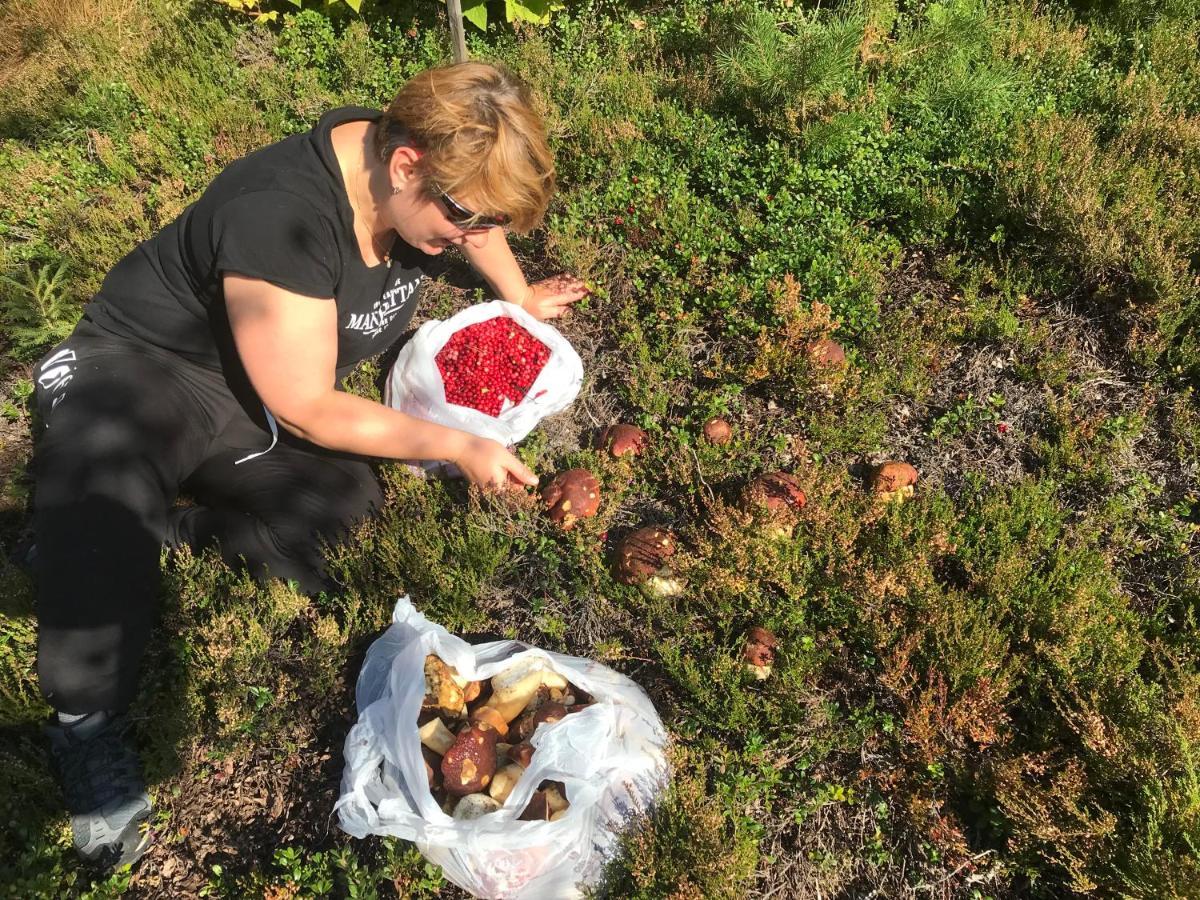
[385,300,583,449]
[336,596,671,899]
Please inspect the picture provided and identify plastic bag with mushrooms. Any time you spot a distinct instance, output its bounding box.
[338,595,671,900]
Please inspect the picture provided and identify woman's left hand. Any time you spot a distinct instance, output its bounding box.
[519,273,590,321]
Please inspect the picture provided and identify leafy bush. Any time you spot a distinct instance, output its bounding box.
[0,261,79,360]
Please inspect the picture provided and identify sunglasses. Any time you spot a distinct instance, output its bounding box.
[433,183,510,230]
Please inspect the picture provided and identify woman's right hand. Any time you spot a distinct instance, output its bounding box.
[452,434,538,491]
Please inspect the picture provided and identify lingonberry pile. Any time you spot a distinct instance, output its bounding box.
[436,318,551,417]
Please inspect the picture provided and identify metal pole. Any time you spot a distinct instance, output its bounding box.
[446,0,469,63]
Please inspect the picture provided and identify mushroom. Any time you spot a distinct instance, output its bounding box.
[521,684,553,716]
[483,658,569,723]
[743,626,779,680]
[519,790,553,821]
[869,461,919,503]
[702,417,732,445]
[423,655,466,719]
[509,741,535,768]
[466,679,493,713]
[547,685,574,706]
[488,762,527,804]
[613,527,685,598]
[469,705,509,738]
[807,338,846,368]
[541,468,601,529]
[441,725,499,796]
[742,472,807,539]
[421,745,444,790]
[419,717,456,756]
[463,680,483,704]
[515,701,567,741]
[452,793,502,820]
[596,423,648,458]
[542,782,569,814]
[570,686,594,705]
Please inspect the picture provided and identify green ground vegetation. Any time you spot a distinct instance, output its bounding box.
[1,0,1198,896]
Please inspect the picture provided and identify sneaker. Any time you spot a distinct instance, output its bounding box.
[44,711,153,868]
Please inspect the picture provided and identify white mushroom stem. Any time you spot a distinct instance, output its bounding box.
[488,763,526,804]
[641,574,685,599]
[486,661,570,722]
[419,717,456,756]
[544,787,569,814]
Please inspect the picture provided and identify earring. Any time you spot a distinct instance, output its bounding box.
[391,185,401,196]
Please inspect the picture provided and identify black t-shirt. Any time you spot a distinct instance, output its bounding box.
[84,106,432,382]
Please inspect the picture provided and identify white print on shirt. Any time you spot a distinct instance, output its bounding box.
[345,273,422,339]
[38,346,77,424]
[38,348,76,394]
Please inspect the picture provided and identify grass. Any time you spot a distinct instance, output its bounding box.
[1,0,1199,896]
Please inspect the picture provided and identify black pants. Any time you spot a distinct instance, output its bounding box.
[31,319,383,714]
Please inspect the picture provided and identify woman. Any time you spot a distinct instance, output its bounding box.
[31,61,586,868]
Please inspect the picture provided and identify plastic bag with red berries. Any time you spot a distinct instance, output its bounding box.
[385,300,583,456]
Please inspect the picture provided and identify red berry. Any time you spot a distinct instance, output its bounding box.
[435,318,551,418]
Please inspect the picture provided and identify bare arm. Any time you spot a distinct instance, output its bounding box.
[460,229,589,320]
[223,274,537,489]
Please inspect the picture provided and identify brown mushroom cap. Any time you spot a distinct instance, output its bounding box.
[515,700,568,741]
[807,338,846,368]
[541,469,602,529]
[509,741,535,768]
[747,626,779,649]
[614,527,677,585]
[702,417,733,445]
[597,424,648,458]
[743,472,807,520]
[532,701,568,734]
[870,461,919,493]
[744,642,775,667]
[743,629,779,668]
[441,726,499,796]
[519,790,552,821]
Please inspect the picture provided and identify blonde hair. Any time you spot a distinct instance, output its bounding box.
[376,62,555,234]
